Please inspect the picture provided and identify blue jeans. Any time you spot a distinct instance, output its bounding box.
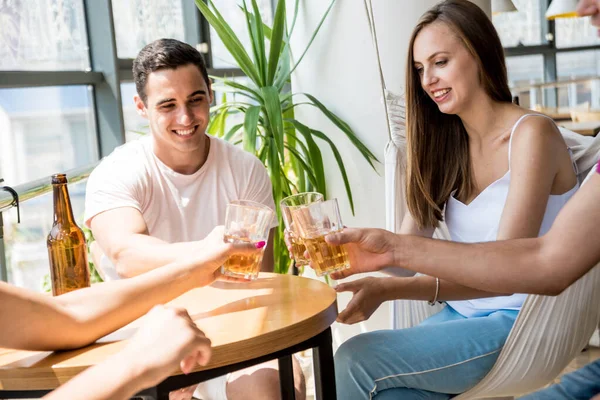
[335,306,519,399]
[519,359,600,399]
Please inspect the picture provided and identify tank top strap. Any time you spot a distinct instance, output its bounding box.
[507,113,577,175]
[507,113,555,165]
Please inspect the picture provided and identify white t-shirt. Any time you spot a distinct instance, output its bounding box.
[85,135,274,397]
[85,135,275,243]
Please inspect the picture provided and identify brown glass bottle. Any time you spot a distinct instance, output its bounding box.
[47,174,90,296]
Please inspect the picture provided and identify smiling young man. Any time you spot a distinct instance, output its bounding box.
[84,39,304,400]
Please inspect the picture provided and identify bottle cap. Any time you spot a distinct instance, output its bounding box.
[51,174,68,184]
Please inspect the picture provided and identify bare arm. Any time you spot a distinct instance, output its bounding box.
[42,350,146,400]
[43,306,212,400]
[330,171,600,295]
[90,207,199,278]
[397,171,600,295]
[398,211,505,300]
[0,227,257,350]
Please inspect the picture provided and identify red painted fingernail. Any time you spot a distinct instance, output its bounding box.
[255,241,266,249]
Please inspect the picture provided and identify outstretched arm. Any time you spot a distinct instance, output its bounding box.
[0,226,260,350]
[328,171,600,296]
[42,306,211,400]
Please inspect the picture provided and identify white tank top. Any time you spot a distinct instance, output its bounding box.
[445,114,579,318]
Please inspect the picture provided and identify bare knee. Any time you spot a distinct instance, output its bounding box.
[226,357,305,400]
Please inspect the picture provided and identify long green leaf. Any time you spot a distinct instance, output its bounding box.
[267,0,285,85]
[282,101,312,114]
[267,138,282,210]
[283,142,318,188]
[290,119,327,197]
[258,143,268,163]
[243,106,261,153]
[274,35,292,90]
[212,77,263,102]
[237,5,274,41]
[251,0,268,85]
[261,86,285,161]
[303,93,379,169]
[283,107,306,192]
[288,0,301,39]
[242,0,266,86]
[277,0,336,88]
[196,0,261,84]
[209,101,252,113]
[310,128,355,214]
[224,123,243,141]
[207,93,227,137]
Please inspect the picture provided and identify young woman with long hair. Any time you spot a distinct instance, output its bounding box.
[332,1,579,398]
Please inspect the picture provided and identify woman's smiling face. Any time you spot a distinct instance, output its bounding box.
[412,21,482,116]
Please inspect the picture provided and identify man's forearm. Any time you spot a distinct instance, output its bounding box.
[391,174,600,296]
[394,235,558,295]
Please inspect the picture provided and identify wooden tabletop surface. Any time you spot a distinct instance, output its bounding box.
[0,273,338,391]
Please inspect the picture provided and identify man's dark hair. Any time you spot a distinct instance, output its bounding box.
[133,38,210,104]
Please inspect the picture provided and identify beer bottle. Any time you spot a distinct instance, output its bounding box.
[47,174,90,295]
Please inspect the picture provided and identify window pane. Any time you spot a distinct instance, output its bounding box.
[0,86,98,184]
[492,0,544,47]
[121,82,149,142]
[506,55,544,108]
[556,50,600,108]
[0,0,90,71]
[555,17,600,48]
[112,0,185,59]
[210,0,273,69]
[557,50,600,80]
[0,85,98,291]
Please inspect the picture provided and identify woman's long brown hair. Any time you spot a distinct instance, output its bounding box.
[405,0,512,229]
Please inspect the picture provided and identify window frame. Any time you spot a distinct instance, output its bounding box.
[503,0,600,107]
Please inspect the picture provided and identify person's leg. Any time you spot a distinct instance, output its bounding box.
[335,307,518,400]
[226,357,306,400]
[519,359,600,400]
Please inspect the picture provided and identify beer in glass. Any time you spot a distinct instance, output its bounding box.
[222,200,274,280]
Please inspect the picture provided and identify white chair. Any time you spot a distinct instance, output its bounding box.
[363,0,600,397]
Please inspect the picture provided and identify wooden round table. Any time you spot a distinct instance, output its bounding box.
[0,273,338,399]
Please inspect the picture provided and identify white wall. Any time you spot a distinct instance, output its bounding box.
[286,0,491,347]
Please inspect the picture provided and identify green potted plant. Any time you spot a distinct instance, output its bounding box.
[196,0,379,274]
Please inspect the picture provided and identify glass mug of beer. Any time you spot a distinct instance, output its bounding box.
[222,200,274,280]
[280,192,324,267]
[290,198,350,276]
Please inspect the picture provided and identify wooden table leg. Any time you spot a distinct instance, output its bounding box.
[278,354,296,400]
[313,327,336,400]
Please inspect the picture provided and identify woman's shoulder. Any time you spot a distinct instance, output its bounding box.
[510,111,565,151]
[507,111,571,180]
